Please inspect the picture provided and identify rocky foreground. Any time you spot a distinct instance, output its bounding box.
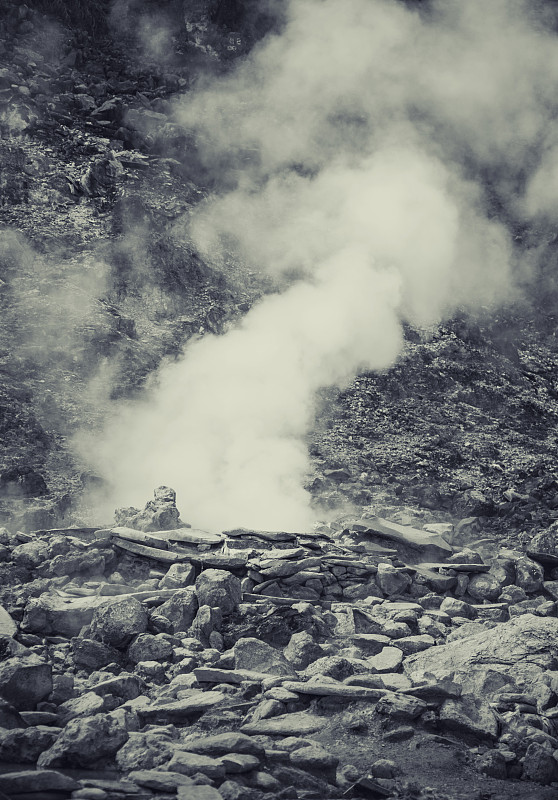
[1,491,558,799]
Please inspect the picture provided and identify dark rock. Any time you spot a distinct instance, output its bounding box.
[0,466,48,498]
[0,726,58,763]
[72,637,122,671]
[90,597,148,649]
[0,770,79,795]
[0,656,52,710]
[37,709,136,767]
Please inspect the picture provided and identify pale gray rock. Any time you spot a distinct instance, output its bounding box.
[234,638,297,677]
[195,569,242,614]
[166,750,226,779]
[182,732,265,758]
[37,709,137,767]
[116,731,175,770]
[160,562,196,589]
[127,633,173,664]
[11,540,48,569]
[405,614,558,697]
[439,697,498,741]
[376,563,411,596]
[283,631,323,669]
[156,587,198,634]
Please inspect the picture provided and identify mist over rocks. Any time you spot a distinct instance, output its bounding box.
[3,1,558,798]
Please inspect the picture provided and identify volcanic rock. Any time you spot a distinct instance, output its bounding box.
[234,637,297,677]
[114,485,182,532]
[22,594,107,637]
[11,539,48,569]
[90,597,148,649]
[37,709,136,767]
[405,614,558,696]
[196,568,242,614]
[160,562,196,588]
[0,769,79,796]
[0,726,59,763]
[155,587,198,634]
[0,656,52,710]
[127,633,173,664]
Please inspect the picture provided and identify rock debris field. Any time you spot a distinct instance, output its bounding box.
[1,489,558,800]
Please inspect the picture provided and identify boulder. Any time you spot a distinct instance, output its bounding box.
[0,770,79,796]
[514,555,544,594]
[90,597,148,649]
[116,731,175,771]
[156,587,198,634]
[37,709,136,767]
[127,633,173,664]
[467,570,509,602]
[439,697,498,741]
[181,732,265,758]
[114,485,182,532]
[195,569,241,614]
[234,638,297,677]
[166,750,226,780]
[190,605,223,647]
[405,614,558,697]
[284,631,323,669]
[376,563,411,596]
[160,562,196,589]
[0,726,58,763]
[0,656,52,710]
[71,637,122,670]
[11,540,48,569]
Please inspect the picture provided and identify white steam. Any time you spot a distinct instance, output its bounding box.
[80,0,558,530]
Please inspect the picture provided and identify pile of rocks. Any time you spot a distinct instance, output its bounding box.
[2,492,558,797]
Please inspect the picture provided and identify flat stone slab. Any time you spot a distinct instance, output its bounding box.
[240,711,325,736]
[194,668,272,684]
[138,691,226,721]
[350,517,453,559]
[281,680,385,700]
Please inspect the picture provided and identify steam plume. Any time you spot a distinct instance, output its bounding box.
[81,0,558,530]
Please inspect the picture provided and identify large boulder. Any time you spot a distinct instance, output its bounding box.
[405,614,558,697]
[37,709,137,768]
[90,597,148,649]
[0,656,52,710]
[195,569,241,614]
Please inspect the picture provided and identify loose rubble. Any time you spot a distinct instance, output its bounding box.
[0,488,557,799]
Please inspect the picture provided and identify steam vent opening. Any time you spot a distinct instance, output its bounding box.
[2,0,558,797]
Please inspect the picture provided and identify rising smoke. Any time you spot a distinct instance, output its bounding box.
[82,0,558,531]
